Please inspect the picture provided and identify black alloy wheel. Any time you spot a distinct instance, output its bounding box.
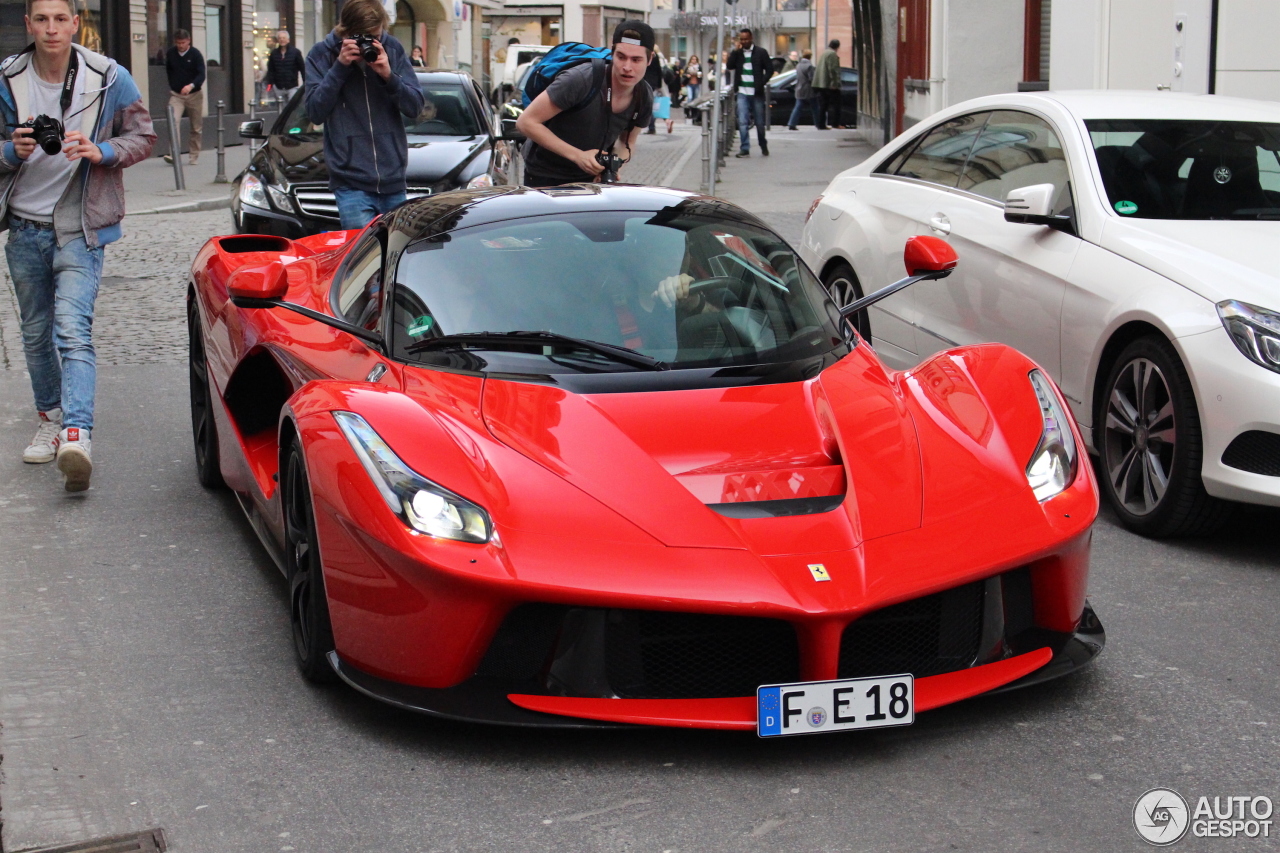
[822,261,871,342]
[1099,336,1229,537]
[187,297,224,489]
[283,442,337,682]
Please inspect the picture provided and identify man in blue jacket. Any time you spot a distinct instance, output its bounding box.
[304,0,423,230]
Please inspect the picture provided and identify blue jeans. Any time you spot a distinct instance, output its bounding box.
[332,187,408,231]
[788,96,820,128]
[736,93,767,152]
[6,218,105,430]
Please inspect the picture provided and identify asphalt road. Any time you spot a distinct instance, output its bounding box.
[2,362,1279,853]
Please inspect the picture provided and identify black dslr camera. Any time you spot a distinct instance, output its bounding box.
[354,34,380,63]
[595,151,626,183]
[17,114,65,156]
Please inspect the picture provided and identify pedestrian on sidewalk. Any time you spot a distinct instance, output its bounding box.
[788,49,816,130]
[726,27,772,157]
[305,0,423,230]
[782,50,798,73]
[685,55,700,101]
[813,39,841,130]
[662,58,682,133]
[0,0,156,491]
[266,29,304,107]
[517,21,653,187]
[644,51,663,134]
[163,28,204,165]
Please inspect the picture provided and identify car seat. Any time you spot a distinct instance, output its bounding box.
[1181,154,1269,219]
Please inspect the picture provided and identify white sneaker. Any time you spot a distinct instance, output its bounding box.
[23,408,62,463]
[56,427,93,492]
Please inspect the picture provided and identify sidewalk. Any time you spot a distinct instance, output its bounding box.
[124,144,252,216]
[664,123,878,243]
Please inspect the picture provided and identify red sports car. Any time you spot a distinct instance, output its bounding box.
[188,184,1103,734]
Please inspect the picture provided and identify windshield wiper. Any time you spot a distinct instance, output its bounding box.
[405,330,667,370]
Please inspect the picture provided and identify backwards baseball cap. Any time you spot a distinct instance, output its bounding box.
[612,20,655,51]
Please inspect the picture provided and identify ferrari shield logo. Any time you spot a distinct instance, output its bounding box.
[808,563,831,582]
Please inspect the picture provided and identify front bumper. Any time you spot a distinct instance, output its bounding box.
[1180,327,1280,507]
[327,599,1105,730]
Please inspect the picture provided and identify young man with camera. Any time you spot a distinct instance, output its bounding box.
[305,0,424,231]
[0,0,155,491]
[516,21,655,187]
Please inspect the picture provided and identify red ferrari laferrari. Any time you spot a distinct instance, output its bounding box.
[188,184,1103,734]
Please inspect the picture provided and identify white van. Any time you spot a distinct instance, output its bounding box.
[491,43,552,103]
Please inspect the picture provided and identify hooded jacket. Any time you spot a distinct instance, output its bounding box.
[304,31,425,195]
[0,44,156,248]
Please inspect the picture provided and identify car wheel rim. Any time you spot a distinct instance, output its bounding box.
[826,275,858,310]
[188,311,211,468]
[1104,357,1176,517]
[285,454,316,660]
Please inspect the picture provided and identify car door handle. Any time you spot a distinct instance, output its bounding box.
[928,213,951,235]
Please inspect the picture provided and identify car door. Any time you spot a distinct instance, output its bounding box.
[849,112,989,366]
[913,109,1081,376]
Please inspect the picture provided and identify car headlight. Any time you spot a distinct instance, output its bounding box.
[1026,369,1078,501]
[239,173,268,209]
[1218,300,1280,374]
[333,411,491,543]
[267,183,293,212]
[466,173,494,189]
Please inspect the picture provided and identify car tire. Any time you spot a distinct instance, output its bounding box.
[188,297,224,489]
[1098,336,1231,537]
[283,441,338,682]
[822,261,871,341]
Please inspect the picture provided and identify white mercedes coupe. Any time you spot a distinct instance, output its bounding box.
[801,91,1280,537]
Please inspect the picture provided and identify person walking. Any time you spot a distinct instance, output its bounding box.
[265,29,304,106]
[163,28,204,164]
[662,58,682,133]
[782,49,798,73]
[787,49,816,130]
[305,0,424,230]
[0,0,156,491]
[813,38,841,130]
[643,51,663,134]
[725,27,772,157]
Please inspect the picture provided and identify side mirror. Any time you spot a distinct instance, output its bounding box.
[903,234,958,276]
[500,116,525,142]
[227,261,289,302]
[238,120,267,139]
[1004,183,1074,233]
[840,236,958,319]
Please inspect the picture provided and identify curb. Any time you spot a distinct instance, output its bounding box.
[127,196,231,216]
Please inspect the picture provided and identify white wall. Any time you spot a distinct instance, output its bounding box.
[904,0,1021,124]
[1214,0,1280,100]
[1048,0,1107,90]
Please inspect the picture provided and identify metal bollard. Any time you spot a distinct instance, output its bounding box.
[166,103,186,190]
[701,102,712,194]
[213,101,228,183]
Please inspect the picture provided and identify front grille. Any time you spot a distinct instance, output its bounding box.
[291,186,435,221]
[1222,430,1280,477]
[838,581,985,679]
[605,610,800,699]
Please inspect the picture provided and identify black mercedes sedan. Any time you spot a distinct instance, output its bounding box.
[232,70,521,236]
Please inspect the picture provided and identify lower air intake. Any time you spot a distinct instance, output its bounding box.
[837,581,985,679]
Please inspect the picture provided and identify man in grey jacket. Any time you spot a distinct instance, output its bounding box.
[787,49,815,130]
[305,0,423,230]
[0,0,155,491]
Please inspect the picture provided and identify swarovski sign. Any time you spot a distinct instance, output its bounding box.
[669,10,784,32]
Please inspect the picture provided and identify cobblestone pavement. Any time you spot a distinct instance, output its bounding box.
[0,210,234,374]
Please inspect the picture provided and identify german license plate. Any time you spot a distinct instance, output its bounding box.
[757,674,914,737]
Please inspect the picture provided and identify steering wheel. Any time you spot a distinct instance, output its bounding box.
[686,275,741,294]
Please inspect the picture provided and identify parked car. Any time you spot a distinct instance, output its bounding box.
[491,43,552,105]
[188,184,1103,730]
[768,66,858,126]
[231,70,520,237]
[801,91,1280,536]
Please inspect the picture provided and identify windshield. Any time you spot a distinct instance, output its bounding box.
[390,207,848,375]
[405,82,483,136]
[1086,119,1280,220]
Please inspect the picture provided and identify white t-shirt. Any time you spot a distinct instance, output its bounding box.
[10,67,87,222]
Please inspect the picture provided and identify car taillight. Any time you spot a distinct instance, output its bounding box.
[806,195,824,223]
